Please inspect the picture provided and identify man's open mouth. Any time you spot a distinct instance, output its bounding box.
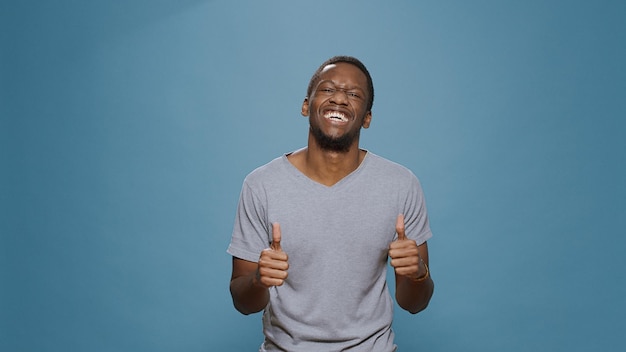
[323,111,349,122]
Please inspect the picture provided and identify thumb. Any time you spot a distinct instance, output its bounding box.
[395,214,406,241]
[271,222,282,251]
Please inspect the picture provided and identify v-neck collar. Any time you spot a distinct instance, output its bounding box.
[281,149,370,190]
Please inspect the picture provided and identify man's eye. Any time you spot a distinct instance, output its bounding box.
[347,92,360,98]
[321,88,335,93]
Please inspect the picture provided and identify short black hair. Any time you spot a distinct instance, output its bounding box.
[306,56,374,112]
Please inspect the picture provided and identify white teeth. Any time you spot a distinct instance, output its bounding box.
[324,111,348,122]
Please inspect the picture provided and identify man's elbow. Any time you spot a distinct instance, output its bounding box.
[401,282,434,314]
[407,299,431,314]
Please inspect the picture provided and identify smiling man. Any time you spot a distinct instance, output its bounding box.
[228,56,434,351]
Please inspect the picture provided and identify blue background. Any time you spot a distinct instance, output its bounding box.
[2,1,625,351]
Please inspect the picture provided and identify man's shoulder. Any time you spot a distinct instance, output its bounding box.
[245,154,281,175]
[366,152,416,179]
[243,154,290,187]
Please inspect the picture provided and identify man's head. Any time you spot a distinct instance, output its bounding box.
[306,56,374,112]
[302,56,374,153]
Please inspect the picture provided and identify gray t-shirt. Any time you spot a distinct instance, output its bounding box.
[228,150,432,351]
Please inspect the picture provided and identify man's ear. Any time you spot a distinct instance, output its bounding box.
[362,111,372,129]
[301,98,309,116]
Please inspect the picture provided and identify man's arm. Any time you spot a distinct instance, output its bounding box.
[230,257,271,315]
[389,214,434,314]
[394,242,434,314]
[229,223,288,315]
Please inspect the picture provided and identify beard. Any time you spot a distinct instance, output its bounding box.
[310,123,361,153]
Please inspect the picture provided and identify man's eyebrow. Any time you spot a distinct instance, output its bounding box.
[317,79,365,91]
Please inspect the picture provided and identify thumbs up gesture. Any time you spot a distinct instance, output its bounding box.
[257,223,289,288]
[389,214,422,279]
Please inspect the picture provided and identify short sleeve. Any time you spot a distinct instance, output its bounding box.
[403,174,432,245]
[227,181,271,262]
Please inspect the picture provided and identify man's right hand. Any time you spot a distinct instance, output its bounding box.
[256,222,289,287]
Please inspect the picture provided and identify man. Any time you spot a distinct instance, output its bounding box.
[228,56,434,351]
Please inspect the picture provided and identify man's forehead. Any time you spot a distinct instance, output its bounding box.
[321,63,338,73]
[319,62,365,81]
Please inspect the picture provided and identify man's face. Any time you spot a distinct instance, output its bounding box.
[302,62,372,153]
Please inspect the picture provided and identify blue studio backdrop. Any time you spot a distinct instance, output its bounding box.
[2,1,625,351]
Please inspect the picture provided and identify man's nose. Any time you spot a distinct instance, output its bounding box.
[330,89,349,105]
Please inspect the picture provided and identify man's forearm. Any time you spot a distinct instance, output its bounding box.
[230,273,270,315]
[395,275,434,314]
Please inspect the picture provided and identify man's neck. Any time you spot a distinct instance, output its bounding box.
[288,138,366,187]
